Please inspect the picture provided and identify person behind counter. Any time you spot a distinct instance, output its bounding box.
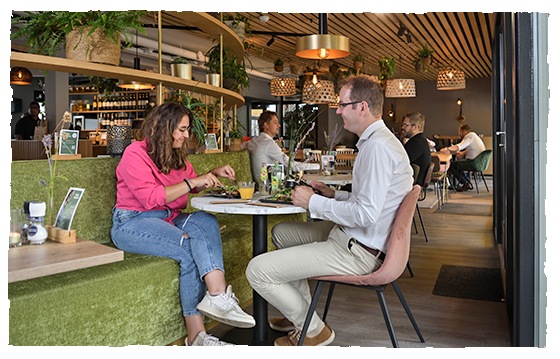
[14,101,40,140]
[110,102,255,347]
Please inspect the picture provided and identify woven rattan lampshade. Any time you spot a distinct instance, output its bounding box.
[385,79,416,98]
[270,77,297,96]
[437,68,466,90]
[302,79,337,104]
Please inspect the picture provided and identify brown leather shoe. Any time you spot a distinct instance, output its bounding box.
[457,182,473,192]
[269,317,296,332]
[273,323,335,346]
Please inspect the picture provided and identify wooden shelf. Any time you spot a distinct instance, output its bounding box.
[11,51,245,108]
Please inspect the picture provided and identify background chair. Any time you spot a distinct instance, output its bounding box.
[430,156,451,209]
[297,185,425,348]
[415,162,434,242]
[456,149,492,193]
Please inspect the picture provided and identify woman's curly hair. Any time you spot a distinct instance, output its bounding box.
[141,102,194,175]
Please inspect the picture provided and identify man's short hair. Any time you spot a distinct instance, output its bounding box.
[338,75,384,118]
[258,111,278,132]
[404,112,425,132]
[459,124,471,133]
[29,101,40,110]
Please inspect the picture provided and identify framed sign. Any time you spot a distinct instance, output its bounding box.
[205,133,219,150]
[58,130,80,155]
[54,187,85,231]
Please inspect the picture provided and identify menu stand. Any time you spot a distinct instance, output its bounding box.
[47,226,76,244]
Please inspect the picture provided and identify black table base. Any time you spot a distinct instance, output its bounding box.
[222,325,286,346]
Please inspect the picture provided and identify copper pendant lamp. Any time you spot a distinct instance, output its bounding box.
[296,14,350,60]
[10,67,33,85]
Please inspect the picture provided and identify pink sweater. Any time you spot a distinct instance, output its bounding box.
[115,140,197,223]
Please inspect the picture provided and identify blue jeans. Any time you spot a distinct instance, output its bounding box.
[111,208,224,317]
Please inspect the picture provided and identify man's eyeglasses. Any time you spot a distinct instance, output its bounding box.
[338,101,364,109]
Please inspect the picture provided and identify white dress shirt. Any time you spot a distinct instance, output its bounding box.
[308,120,413,253]
[456,132,486,159]
[247,132,318,182]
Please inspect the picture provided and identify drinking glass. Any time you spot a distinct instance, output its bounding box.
[239,182,255,200]
[10,208,22,248]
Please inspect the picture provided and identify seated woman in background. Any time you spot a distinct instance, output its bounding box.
[110,102,254,346]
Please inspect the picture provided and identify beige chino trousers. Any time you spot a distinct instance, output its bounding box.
[246,221,384,334]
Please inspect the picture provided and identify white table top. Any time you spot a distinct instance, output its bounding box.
[303,173,353,186]
[190,195,307,215]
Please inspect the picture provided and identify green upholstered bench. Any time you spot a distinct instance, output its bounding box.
[9,150,305,346]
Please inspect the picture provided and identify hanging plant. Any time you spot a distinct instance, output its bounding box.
[416,43,434,69]
[378,57,396,80]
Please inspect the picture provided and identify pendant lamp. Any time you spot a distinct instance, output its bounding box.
[437,67,466,90]
[119,30,155,90]
[10,67,33,85]
[385,57,415,98]
[295,14,350,60]
[302,78,336,104]
[270,77,297,96]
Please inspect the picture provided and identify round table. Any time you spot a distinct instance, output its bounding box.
[190,194,306,345]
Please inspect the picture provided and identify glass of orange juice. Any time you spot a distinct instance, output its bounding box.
[239,182,255,200]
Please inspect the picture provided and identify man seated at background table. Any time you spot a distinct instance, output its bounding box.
[402,112,431,185]
[245,75,413,346]
[247,111,317,183]
[440,123,486,192]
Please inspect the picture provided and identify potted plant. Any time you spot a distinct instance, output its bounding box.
[378,56,396,89]
[416,42,434,68]
[223,13,252,41]
[11,11,147,66]
[353,54,365,73]
[413,58,423,72]
[205,43,252,92]
[274,58,284,73]
[171,57,192,80]
[290,63,301,75]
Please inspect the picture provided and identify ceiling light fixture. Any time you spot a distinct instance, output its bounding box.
[295,14,350,60]
[270,77,297,96]
[437,67,466,90]
[385,57,416,98]
[267,36,275,46]
[10,67,33,85]
[119,30,155,91]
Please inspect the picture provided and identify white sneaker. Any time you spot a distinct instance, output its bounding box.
[196,285,256,328]
[185,331,235,359]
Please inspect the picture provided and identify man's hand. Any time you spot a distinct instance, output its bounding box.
[290,186,315,209]
[311,181,335,198]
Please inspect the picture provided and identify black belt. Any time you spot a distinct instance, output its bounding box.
[349,239,386,261]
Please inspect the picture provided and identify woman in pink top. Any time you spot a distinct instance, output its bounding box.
[111,102,254,346]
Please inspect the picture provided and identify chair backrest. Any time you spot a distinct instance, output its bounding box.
[314,185,422,286]
[472,149,492,171]
[422,162,435,189]
[411,163,420,184]
[430,155,441,173]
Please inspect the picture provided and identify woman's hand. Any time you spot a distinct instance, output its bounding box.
[210,165,236,181]
[190,172,224,191]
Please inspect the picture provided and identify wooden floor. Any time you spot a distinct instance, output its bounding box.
[209,176,511,347]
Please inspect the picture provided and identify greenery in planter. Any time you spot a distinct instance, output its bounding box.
[11,11,147,57]
[171,57,190,64]
[223,13,252,37]
[352,54,365,62]
[416,42,435,59]
[378,56,396,81]
[205,43,252,92]
[274,58,284,66]
[166,86,213,148]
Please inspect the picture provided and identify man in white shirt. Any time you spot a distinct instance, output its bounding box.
[246,75,413,346]
[440,123,486,192]
[247,111,317,183]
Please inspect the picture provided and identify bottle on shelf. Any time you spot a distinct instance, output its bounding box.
[92,95,97,111]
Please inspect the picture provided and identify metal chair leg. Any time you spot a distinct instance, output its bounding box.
[407,261,414,277]
[416,204,428,242]
[391,281,425,343]
[322,282,336,321]
[480,171,489,192]
[298,281,325,346]
[376,289,399,348]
